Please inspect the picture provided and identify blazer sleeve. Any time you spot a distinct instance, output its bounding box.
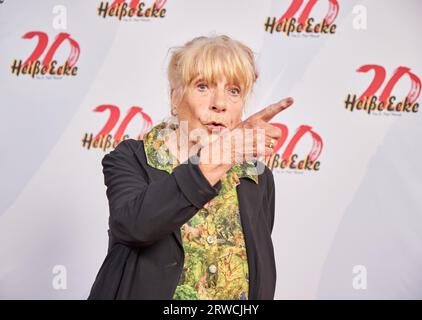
[265,166,276,234]
[101,139,222,247]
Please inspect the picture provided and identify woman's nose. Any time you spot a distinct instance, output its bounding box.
[210,89,227,112]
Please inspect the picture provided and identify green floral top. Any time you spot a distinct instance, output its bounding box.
[143,121,259,300]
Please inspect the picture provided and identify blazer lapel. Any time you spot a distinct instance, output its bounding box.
[237,177,261,300]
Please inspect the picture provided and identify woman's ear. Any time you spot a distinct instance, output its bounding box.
[170,89,178,116]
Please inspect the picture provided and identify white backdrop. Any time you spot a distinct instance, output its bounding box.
[0,0,421,299]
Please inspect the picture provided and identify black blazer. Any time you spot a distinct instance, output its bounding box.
[88,138,276,300]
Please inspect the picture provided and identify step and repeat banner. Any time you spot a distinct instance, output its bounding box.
[0,0,421,299]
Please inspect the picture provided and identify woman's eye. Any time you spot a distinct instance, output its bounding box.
[197,83,208,91]
[229,87,241,95]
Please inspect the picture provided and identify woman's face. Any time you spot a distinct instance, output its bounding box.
[173,74,246,145]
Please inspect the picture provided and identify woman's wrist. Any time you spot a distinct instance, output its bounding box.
[197,144,232,186]
[198,162,232,186]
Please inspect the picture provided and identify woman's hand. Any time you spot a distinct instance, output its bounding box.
[198,97,294,185]
[231,97,294,162]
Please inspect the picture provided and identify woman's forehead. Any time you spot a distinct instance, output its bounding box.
[190,73,244,86]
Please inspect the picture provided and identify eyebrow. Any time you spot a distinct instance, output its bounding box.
[191,75,244,91]
[191,76,204,85]
[193,77,241,87]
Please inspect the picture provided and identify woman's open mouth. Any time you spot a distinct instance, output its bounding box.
[204,122,227,133]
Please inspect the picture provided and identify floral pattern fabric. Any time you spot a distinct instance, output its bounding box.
[143,121,258,300]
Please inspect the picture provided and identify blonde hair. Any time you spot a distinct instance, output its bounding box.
[167,35,259,110]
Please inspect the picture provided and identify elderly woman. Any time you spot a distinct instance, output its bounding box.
[88,35,293,300]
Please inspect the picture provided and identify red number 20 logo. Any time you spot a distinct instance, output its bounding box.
[278,0,339,25]
[94,105,153,142]
[109,0,167,9]
[357,65,421,104]
[22,31,80,67]
[270,123,323,162]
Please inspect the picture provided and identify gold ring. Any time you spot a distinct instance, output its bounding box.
[269,138,275,149]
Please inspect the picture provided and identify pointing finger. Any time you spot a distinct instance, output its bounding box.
[248,97,294,122]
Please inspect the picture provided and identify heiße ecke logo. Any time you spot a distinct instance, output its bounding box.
[265,0,339,36]
[11,31,80,78]
[97,0,167,20]
[82,105,152,151]
[265,123,323,172]
[345,65,420,115]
